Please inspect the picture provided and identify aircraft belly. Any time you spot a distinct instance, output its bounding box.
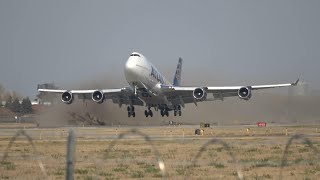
[139,95,167,105]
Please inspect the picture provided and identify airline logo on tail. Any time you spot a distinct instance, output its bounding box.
[173,57,183,86]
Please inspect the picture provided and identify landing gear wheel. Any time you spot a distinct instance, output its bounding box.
[174,111,177,116]
[165,111,169,117]
[144,110,148,117]
[178,110,182,116]
[160,110,164,117]
[127,106,135,118]
[149,110,153,117]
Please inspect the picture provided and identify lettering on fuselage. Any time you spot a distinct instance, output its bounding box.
[151,66,164,84]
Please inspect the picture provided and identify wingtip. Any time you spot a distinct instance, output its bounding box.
[292,79,299,86]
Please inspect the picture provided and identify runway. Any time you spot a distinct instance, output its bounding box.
[0,123,319,142]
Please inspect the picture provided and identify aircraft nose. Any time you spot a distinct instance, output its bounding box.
[125,57,136,71]
[124,57,138,82]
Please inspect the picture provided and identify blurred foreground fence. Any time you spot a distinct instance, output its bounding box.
[1,129,320,180]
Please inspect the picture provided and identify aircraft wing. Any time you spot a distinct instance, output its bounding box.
[162,79,299,105]
[37,88,123,94]
[37,87,144,106]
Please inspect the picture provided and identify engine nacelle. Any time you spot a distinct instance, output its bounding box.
[238,86,252,100]
[61,91,73,104]
[92,90,104,103]
[193,88,207,100]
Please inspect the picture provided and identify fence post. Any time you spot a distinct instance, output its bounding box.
[66,129,76,180]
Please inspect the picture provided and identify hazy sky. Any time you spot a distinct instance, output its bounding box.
[0,0,319,98]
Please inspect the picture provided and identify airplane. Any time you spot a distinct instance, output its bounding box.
[38,52,299,118]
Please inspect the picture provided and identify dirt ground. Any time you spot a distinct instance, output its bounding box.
[0,123,320,179]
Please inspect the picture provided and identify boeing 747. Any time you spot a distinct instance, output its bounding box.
[38,52,299,118]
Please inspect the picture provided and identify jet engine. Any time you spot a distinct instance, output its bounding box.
[193,88,207,100]
[238,86,252,100]
[61,91,73,104]
[92,90,104,103]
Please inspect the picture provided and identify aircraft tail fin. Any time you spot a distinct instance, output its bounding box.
[173,57,183,86]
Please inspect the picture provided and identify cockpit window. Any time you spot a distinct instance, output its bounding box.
[130,54,140,57]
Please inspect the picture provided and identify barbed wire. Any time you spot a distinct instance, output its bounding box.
[189,138,243,180]
[279,134,320,180]
[0,129,47,178]
[104,129,167,178]
[0,128,319,179]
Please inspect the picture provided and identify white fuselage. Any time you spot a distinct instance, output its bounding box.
[124,52,171,105]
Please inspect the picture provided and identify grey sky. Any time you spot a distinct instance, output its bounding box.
[0,0,319,98]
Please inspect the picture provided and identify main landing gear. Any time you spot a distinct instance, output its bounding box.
[144,107,153,117]
[127,105,182,118]
[127,105,135,117]
[173,105,182,117]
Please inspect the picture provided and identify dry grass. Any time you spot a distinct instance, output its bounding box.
[0,122,37,129]
[0,124,319,179]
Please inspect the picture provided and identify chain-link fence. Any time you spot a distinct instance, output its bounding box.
[0,128,319,179]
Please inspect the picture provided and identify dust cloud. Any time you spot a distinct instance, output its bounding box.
[35,73,320,127]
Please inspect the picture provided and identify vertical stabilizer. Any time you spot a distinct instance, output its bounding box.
[173,57,183,86]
